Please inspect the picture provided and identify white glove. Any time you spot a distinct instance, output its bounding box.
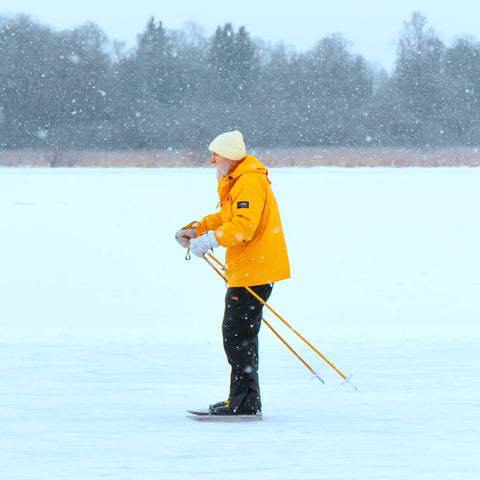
[175,228,197,248]
[189,230,219,257]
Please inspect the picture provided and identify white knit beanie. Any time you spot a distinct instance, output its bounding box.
[208,130,246,161]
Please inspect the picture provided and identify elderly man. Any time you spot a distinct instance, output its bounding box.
[176,130,290,417]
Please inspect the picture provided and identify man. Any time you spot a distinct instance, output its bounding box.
[175,130,290,416]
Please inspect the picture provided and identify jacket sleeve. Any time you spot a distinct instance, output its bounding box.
[214,173,267,247]
[196,212,223,236]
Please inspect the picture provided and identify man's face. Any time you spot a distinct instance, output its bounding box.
[210,152,234,180]
[209,152,230,166]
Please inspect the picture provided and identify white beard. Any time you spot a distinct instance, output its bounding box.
[216,161,236,181]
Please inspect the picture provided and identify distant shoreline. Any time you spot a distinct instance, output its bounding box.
[1,147,480,168]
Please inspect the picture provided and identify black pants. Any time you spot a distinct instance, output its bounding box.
[222,283,273,413]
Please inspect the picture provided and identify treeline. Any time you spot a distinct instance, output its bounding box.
[1,11,480,150]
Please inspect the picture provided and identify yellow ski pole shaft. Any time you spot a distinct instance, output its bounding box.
[206,253,357,390]
[261,317,325,383]
[202,255,325,383]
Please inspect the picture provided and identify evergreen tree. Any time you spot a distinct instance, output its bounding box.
[299,34,373,145]
[391,12,446,146]
[443,37,480,144]
[0,15,111,149]
[208,23,256,102]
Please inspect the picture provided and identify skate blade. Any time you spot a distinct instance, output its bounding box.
[187,414,263,422]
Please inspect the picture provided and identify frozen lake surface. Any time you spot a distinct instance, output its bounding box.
[1,166,479,479]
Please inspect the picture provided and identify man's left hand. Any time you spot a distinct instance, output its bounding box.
[189,231,219,257]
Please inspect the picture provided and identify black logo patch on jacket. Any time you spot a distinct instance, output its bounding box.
[237,201,249,209]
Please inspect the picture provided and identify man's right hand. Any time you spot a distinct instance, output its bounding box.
[174,221,199,248]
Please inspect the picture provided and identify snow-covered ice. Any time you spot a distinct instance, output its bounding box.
[1,166,479,479]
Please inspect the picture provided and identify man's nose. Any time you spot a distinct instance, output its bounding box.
[210,155,216,164]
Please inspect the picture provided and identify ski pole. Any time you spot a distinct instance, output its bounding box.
[205,253,358,391]
[261,318,325,383]
[202,254,325,383]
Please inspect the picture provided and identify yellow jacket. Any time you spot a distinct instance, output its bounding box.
[197,155,290,287]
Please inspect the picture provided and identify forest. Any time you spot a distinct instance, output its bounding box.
[1,11,480,151]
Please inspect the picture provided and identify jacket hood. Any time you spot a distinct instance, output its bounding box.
[224,155,268,181]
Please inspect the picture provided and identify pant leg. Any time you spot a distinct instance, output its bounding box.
[222,283,273,413]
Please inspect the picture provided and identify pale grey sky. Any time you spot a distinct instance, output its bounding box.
[2,0,480,70]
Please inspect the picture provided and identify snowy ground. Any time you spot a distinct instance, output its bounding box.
[1,166,479,479]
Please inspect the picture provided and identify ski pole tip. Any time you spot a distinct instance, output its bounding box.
[311,370,325,384]
[341,375,358,391]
